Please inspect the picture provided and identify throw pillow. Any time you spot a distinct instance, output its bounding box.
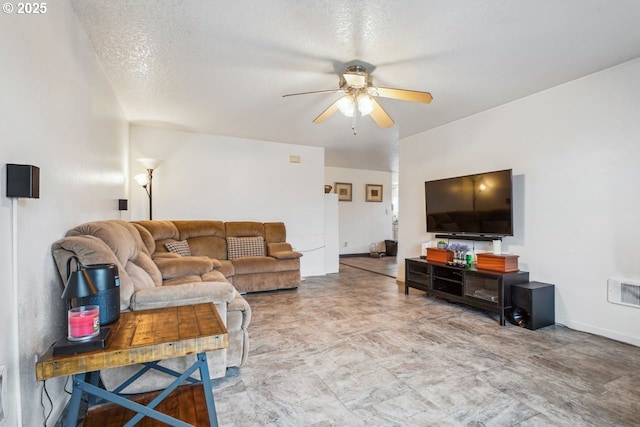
[165,240,191,257]
[227,236,265,260]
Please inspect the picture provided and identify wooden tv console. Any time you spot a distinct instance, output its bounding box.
[404,258,529,325]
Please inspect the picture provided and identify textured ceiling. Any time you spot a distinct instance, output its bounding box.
[70,0,640,172]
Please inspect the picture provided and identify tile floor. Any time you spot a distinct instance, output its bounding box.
[339,256,398,278]
[212,264,640,427]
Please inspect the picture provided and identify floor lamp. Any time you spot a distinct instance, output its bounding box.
[135,158,162,220]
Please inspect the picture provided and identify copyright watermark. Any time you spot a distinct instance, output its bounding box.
[3,2,47,14]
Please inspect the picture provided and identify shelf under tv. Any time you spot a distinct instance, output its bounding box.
[435,234,501,242]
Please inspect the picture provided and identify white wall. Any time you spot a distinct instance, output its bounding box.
[325,167,394,254]
[324,194,339,273]
[0,4,129,426]
[130,126,327,276]
[399,58,640,346]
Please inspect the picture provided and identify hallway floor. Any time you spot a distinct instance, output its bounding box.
[339,255,398,278]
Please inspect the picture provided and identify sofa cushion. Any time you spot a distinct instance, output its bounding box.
[51,235,135,310]
[264,222,286,243]
[165,240,192,257]
[225,221,265,238]
[134,220,180,241]
[232,256,277,274]
[186,236,228,260]
[155,256,214,279]
[130,281,235,311]
[66,220,163,289]
[227,236,266,260]
[174,220,226,240]
[216,260,235,278]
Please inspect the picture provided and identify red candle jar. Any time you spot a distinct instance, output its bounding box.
[68,305,100,341]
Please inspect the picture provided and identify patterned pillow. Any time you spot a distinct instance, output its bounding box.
[227,236,265,260]
[165,240,191,257]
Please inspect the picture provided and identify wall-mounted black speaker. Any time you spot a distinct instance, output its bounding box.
[511,281,555,330]
[118,199,128,211]
[6,164,40,198]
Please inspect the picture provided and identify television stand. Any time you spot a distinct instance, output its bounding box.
[404,258,529,325]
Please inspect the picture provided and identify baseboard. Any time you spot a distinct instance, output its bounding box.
[557,318,640,347]
[339,253,370,258]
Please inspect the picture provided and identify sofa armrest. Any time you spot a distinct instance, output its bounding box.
[267,242,302,259]
[130,281,235,311]
[228,292,252,330]
[154,256,217,279]
[270,250,303,260]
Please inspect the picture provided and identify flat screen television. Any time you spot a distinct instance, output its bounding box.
[425,169,513,237]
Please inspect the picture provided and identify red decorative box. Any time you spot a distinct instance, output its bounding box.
[476,253,519,272]
[426,248,454,263]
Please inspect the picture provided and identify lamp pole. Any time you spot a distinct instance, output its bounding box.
[146,168,154,220]
[136,158,162,220]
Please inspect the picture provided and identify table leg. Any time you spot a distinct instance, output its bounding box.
[196,352,219,427]
[65,374,86,427]
[66,354,220,427]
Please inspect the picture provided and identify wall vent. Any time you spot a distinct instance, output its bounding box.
[608,278,640,308]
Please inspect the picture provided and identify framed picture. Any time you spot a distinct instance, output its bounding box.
[366,184,383,202]
[335,182,352,201]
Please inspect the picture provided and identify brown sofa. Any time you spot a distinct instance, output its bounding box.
[133,220,303,293]
[51,220,251,393]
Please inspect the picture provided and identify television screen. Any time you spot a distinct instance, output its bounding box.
[425,169,513,236]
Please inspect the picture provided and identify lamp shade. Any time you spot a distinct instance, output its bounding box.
[137,158,162,170]
[134,173,148,186]
[61,256,98,300]
[337,95,355,117]
[61,269,98,300]
[357,94,374,116]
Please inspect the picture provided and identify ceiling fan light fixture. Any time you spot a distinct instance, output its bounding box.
[336,95,355,117]
[357,94,374,116]
[343,73,366,88]
[283,63,431,130]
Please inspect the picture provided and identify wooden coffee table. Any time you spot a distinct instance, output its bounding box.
[36,303,228,426]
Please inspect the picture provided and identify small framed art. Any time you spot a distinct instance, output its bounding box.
[366,184,383,202]
[335,182,352,201]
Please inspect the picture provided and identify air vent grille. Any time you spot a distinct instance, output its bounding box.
[608,278,640,308]
[622,283,640,306]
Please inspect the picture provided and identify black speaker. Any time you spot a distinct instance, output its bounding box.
[118,199,128,211]
[6,164,40,198]
[511,281,555,330]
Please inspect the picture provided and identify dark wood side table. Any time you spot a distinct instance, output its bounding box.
[36,303,228,426]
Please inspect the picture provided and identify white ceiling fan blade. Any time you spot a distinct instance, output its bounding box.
[369,98,394,128]
[312,100,340,123]
[374,87,433,103]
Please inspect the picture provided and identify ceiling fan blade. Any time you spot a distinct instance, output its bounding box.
[312,100,340,124]
[283,89,343,98]
[374,87,433,103]
[369,98,394,128]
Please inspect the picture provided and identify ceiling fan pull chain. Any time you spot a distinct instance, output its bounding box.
[352,112,357,135]
[352,91,358,135]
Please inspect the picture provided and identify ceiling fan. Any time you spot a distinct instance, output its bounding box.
[283,65,433,134]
